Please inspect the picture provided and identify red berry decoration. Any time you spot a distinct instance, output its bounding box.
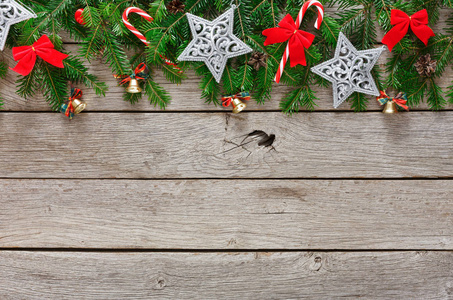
[75,8,86,25]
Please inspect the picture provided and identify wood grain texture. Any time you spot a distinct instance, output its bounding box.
[0,8,452,299]
[1,251,453,299]
[0,112,452,178]
[1,179,452,249]
[1,46,452,112]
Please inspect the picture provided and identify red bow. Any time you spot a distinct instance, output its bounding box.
[376,91,409,111]
[382,9,435,52]
[262,14,315,67]
[68,88,83,117]
[118,63,149,85]
[10,35,68,76]
[222,92,251,107]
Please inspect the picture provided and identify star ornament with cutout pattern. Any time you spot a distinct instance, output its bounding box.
[177,5,253,83]
[0,0,37,51]
[311,32,386,108]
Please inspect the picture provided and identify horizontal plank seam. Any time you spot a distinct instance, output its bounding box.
[1,248,452,253]
[1,110,452,113]
[0,177,452,180]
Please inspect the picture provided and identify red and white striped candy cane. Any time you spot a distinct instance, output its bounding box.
[274,0,324,83]
[122,7,182,73]
[122,7,153,45]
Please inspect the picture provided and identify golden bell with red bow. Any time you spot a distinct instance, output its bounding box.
[72,98,87,114]
[382,100,398,114]
[126,78,142,93]
[232,98,247,114]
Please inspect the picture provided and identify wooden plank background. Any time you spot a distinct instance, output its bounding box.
[1,113,452,179]
[2,251,453,299]
[1,179,452,249]
[1,9,453,298]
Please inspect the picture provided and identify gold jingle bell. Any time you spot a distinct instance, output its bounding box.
[232,98,246,114]
[126,78,142,94]
[72,98,87,114]
[382,100,398,114]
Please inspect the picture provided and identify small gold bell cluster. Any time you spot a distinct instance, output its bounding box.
[126,78,142,94]
[231,98,246,114]
[382,100,398,114]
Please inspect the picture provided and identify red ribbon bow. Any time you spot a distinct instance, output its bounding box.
[376,91,409,111]
[262,14,315,67]
[222,92,251,107]
[382,9,435,52]
[65,88,83,119]
[10,35,68,76]
[119,63,149,85]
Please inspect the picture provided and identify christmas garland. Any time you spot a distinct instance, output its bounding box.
[0,0,452,115]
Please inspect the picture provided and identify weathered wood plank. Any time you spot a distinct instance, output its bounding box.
[1,251,452,299]
[1,179,452,249]
[1,45,452,111]
[0,112,451,178]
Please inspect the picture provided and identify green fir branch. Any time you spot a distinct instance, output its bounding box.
[162,64,187,84]
[144,79,171,109]
[0,57,6,108]
[349,93,368,112]
[6,0,453,112]
[197,65,221,105]
[123,91,142,105]
[63,56,108,96]
[40,63,68,110]
[222,64,235,95]
[0,61,7,78]
[20,0,70,45]
[280,86,318,114]
[427,78,446,110]
[17,68,39,99]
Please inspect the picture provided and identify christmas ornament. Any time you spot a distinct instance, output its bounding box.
[248,52,267,71]
[122,7,182,73]
[166,0,185,14]
[75,8,86,25]
[415,53,437,77]
[2,1,453,114]
[10,35,68,76]
[262,0,324,83]
[60,87,85,120]
[118,63,149,93]
[122,7,152,45]
[0,0,36,51]
[177,5,253,83]
[376,91,409,114]
[222,92,250,114]
[382,9,435,52]
[311,32,385,108]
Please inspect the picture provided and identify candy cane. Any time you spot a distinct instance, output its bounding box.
[274,0,324,83]
[122,7,182,73]
[122,7,153,45]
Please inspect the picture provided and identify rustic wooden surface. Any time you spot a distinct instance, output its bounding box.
[2,17,453,298]
[1,251,453,299]
[1,179,452,249]
[0,112,452,178]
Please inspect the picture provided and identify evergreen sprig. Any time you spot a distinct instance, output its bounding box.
[0,60,7,108]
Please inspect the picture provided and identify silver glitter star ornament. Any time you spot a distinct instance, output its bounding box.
[0,0,37,51]
[311,32,386,108]
[177,5,253,83]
